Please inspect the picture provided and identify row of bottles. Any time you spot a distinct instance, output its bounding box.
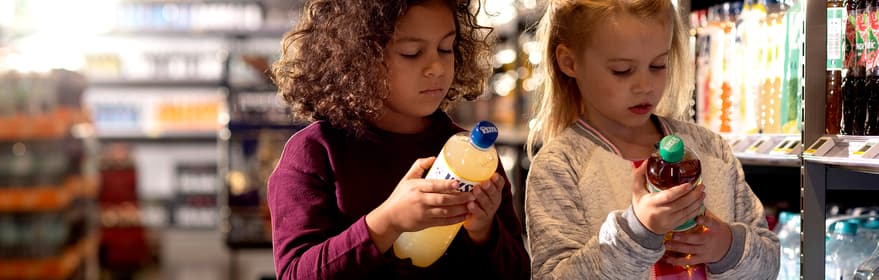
[826,0,879,136]
[85,90,225,137]
[114,2,264,32]
[825,213,879,280]
[776,212,801,280]
[692,0,804,135]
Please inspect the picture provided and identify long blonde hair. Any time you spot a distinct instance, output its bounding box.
[526,0,693,158]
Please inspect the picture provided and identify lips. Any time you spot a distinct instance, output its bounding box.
[420,88,445,95]
[629,103,653,115]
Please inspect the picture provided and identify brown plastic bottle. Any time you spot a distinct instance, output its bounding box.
[645,135,706,279]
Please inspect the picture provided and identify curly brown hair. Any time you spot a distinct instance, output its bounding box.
[271,0,493,134]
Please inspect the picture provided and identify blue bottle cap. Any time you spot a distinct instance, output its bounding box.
[863,218,879,229]
[471,121,499,150]
[834,221,859,235]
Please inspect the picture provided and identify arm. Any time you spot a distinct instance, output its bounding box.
[268,134,384,280]
[705,136,780,279]
[526,149,665,280]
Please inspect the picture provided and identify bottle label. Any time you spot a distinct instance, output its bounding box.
[828,7,845,70]
[645,176,705,232]
[426,150,478,192]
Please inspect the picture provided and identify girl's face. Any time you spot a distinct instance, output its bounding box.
[557,12,672,130]
[380,0,456,130]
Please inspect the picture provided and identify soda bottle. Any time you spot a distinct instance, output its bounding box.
[645,135,707,279]
[393,121,499,267]
[828,0,846,134]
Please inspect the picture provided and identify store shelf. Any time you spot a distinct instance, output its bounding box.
[0,111,91,142]
[103,28,288,39]
[723,134,802,167]
[802,135,879,174]
[735,153,800,167]
[89,79,223,88]
[226,122,304,132]
[97,131,218,142]
[0,235,98,280]
[0,176,100,212]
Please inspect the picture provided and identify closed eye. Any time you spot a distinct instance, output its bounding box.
[401,51,421,58]
[612,69,632,76]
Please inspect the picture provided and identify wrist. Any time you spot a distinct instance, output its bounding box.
[365,206,401,252]
[467,227,491,245]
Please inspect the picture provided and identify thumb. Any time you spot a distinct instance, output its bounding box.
[631,162,649,198]
[404,157,436,179]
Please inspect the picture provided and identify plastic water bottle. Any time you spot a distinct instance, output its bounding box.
[777,212,801,280]
[393,121,499,267]
[854,218,879,280]
[827,221,864,280]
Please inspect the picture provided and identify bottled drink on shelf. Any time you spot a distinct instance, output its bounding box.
[646,135,707,279]
[828,0,846,134]
[393,121,499,268]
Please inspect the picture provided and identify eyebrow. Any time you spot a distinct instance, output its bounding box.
[394,30,456,44]
[607,51,670,62]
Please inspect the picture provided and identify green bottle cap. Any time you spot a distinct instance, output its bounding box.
[659,135,685,163]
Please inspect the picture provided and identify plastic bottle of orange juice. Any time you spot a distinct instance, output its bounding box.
[393,121,499,267]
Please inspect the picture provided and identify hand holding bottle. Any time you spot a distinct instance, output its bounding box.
[631,162,706,235]
[463,173,506,244]
[366,157,475,252]
[663,210,733,267]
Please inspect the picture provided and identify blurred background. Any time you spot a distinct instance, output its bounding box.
[2,0,877,279]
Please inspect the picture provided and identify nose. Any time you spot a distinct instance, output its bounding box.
[632,71,654,95]
[424,56,444,78]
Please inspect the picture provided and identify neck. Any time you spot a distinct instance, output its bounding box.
[582,113,663,160]
[369,113,433,134]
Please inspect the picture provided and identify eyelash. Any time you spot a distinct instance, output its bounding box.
[401,48,454,58]
[612,65,667,76]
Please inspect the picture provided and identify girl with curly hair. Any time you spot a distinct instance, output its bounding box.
[267,0,530,279]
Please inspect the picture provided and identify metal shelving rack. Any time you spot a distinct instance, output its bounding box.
[803,1,879,279]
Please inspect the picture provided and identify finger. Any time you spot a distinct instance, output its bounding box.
[631,162,649,197]
[414,179,459,193]
[423,192,475,206]
[426,205,470,218]
[696,210,719,228]
[665,240,700,255]
[662,183,704,207]
[404,157,436,179]
[491,173,506,192]
[674,196,704,226]
[479,180,502,207]
[669,232,708,246]
[467,201,488,217]
[472,185,492,207]
[655,182,699,204]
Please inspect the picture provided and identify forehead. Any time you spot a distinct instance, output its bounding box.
[394,1,455,35]
[585,13,672,58]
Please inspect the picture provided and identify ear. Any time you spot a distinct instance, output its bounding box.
[556,43,577,78]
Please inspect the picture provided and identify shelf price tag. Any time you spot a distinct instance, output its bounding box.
[746,136,774,154]
[850,139,879,159]
[804,136,835,156]
[771,136,802,155]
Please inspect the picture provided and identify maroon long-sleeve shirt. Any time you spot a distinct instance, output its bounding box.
[267,112,530,279]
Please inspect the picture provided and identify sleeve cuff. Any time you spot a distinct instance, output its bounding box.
[620,206,665,250]
[707,223,746,274]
